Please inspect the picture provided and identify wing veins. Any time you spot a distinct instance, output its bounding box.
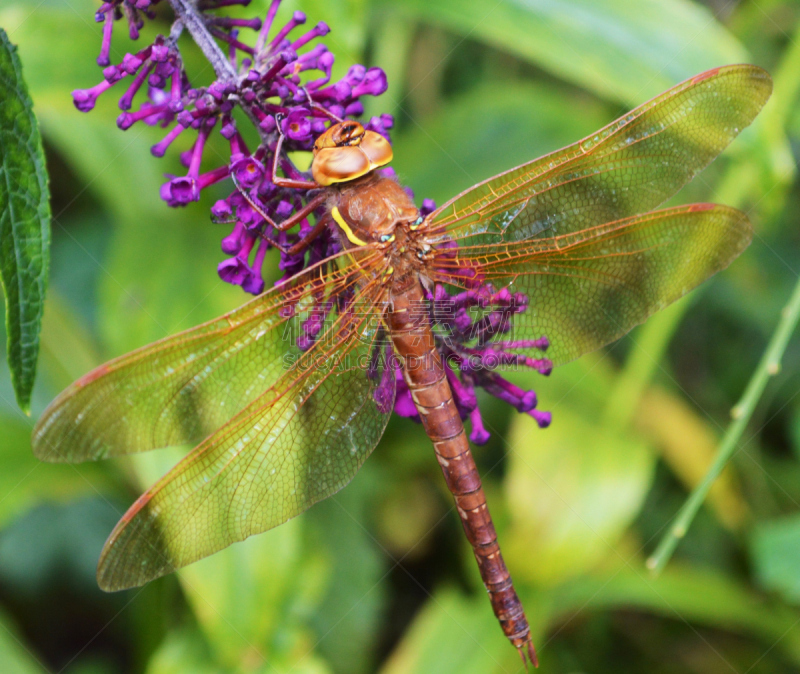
[133,278,389,548]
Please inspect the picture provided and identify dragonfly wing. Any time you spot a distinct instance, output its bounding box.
[427,65,771,245]
[433,204,751,365]
[96,278,395,590]
[33,250,380,462]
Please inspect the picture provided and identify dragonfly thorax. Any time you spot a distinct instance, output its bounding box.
[331,172,420,251]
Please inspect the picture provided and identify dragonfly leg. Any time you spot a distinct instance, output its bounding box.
[230,176,329,253]
[231,177,328,235]
[270,124,319,191]
[284,214,332,256]
[255,216,329,255]
[252,208,330,256]
[298,87,344,123]
[272,191,328,232]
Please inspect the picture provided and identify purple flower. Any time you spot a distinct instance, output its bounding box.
[387,266,552,443]
[373,200,550,439]
[352,68,388,97]
[282,109,312,142]
[160,176,198,206]
[217,234,267,296]
[420,198,437,218]
[230,154,265,189]
[72,80,113,112]
[344,65,366,86]
[220,221,246,255]
[365,113,394,142]
[393,368,419,418]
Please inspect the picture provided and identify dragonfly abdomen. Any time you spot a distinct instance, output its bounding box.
[387,280,538,668]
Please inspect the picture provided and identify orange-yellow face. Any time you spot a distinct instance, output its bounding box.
[311,121,393,186]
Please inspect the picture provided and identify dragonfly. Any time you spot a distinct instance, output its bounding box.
[33,64,771,667]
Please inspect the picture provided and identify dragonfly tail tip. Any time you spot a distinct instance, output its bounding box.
[517,640,538,669]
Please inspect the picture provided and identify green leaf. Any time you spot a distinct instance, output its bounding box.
[751,513,800,606]
[395,0,748,105]
[307,463,388,674]
[0,28,50,414]
[380,588,524,674]
[0,608,46,674]
[144,629,220,674]
[391,80,608,207]
[504,382,656,585]
[131,449,331,671]
[0,412,111,529]
[548,564,800,665]
[0,297,111,515]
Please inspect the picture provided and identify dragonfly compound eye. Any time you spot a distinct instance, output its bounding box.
[315,121,366,151]
[335,121,365,146]
[312,129,393,186]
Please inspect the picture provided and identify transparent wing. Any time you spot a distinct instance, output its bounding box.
[91,268,394,590]
[32,249,385,462]
[432,204,751,365]
[427,65,771,246]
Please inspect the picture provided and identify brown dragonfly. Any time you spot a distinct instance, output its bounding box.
[33,64,771,666]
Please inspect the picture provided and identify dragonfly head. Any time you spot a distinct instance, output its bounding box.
[311,121,393,186]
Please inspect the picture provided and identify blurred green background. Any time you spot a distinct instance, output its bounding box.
[1,0,800,672]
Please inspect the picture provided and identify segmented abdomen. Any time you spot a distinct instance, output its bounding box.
[387,279,537,667]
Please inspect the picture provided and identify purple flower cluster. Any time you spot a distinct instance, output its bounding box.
[75,0,551,436]
[73,0,390,295]
[391,283,552,444]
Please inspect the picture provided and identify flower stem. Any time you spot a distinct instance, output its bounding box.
[167,0,269,142]
[646,274,800,575]
[168,0,237,82]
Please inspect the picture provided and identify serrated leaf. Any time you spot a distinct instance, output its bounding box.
[0,28,50,413]
[1,8,241,358]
